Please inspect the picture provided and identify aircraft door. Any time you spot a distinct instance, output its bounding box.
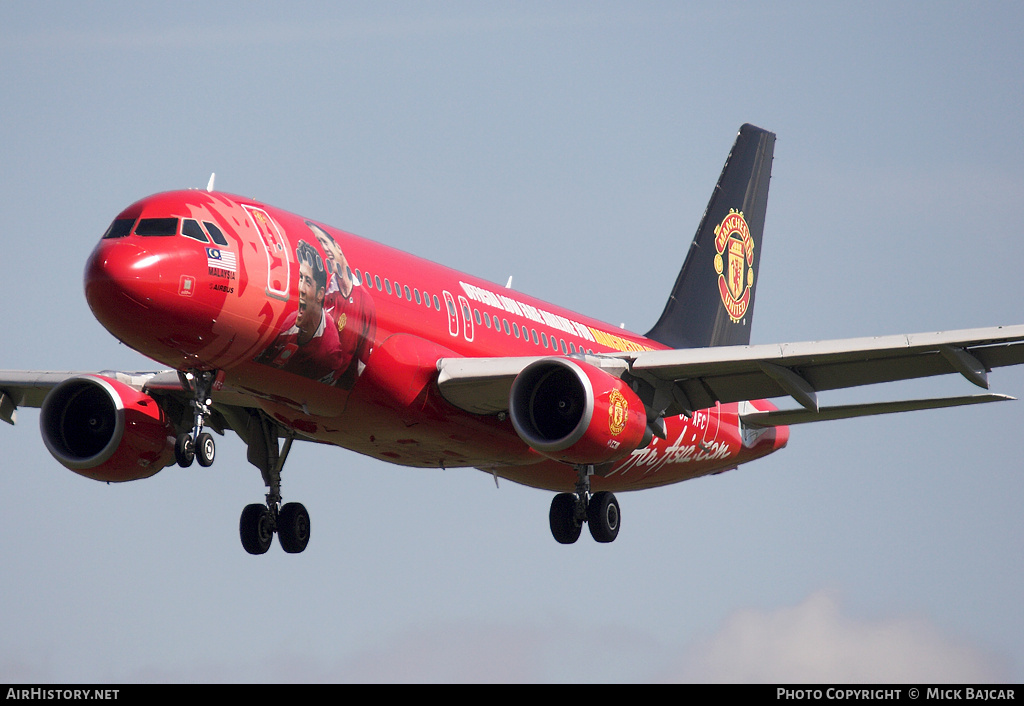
[442,290,459,338]
[242,205,290,302]
[458,295,474,342]
[697,401,721,446]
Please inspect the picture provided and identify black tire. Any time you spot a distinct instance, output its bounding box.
[278,502,311,554]
[549,493,582,544]
[196,432,216,467]
[587,491,620,543]
[174,433,194,468]
[240,504,273,555]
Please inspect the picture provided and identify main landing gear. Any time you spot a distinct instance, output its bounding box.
[240,499,311,555]
[548,464,621,544]
[237,415,310,555]
[174,370,217,468]
[173,374,310,555]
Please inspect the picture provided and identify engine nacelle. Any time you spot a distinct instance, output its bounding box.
[509,358,648,465]
[39,375,176,482]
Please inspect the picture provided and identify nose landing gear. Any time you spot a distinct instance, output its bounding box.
[174,370,218,468]
[171,375,311,555]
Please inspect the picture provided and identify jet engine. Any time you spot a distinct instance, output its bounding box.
[39,375,176,482]
[509,358,649,465]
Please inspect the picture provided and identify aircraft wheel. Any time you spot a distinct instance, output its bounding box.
[587,491,620,543]
[278,502,311,554]
[174,433,194,468]
[195,432,216,467]
[240,504,274,555]
[549,492,582,544]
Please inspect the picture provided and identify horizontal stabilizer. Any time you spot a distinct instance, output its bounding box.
[739,393,1014,428]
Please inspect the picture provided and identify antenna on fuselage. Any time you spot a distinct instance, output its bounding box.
[206,173,216,192]
[505,276,513,289]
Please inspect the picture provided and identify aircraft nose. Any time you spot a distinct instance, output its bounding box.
[84,239,162,316]
[83,237,166,338]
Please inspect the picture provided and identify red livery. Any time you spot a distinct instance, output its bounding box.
[3,125,1023,553]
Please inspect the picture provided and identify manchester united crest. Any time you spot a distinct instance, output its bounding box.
[713,209,755,323]
[608,389,628,436]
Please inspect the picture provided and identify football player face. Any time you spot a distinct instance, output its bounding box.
[314,229,339,272]
[312,226,353,295]
[296,261,324,331]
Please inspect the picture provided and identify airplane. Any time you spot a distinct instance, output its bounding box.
[4,123,1024,555]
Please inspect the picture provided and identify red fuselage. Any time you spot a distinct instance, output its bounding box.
[84,190,787,492]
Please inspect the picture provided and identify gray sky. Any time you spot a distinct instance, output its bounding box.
[2,1,1022,683]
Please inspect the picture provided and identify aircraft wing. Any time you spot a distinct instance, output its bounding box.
[436,324,1024,423]
[0,369,247,425]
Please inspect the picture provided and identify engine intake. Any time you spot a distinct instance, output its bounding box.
[40,375,176,482]
[509,358,648,465]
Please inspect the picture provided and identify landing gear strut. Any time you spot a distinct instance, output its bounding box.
[174,370,217,468]
[548,464,620,544]
[237,415,310,555]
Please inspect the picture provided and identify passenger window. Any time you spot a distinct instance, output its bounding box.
[203,221,229,246]
[404,285,412,301]
[432,295,440,310]
[182,219,210,243]
[385,279,392,295]
[414,289,421,305]
[375,275,382,291]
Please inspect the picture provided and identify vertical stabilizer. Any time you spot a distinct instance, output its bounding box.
[645,124,775,348]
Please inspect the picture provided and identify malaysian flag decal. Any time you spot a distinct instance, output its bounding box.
[207,247,237,272]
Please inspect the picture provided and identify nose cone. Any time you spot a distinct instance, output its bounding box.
[85,239,161,330]
[84,235,224,367]
[84,238,198,361]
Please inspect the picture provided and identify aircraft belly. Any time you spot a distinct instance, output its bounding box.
[484,401,788,493]
[248,383,540,469]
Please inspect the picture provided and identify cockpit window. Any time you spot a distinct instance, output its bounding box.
[135,218,179,236]
[102,218,135,239]
[182,219,209,243]
[203,221,229,246]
